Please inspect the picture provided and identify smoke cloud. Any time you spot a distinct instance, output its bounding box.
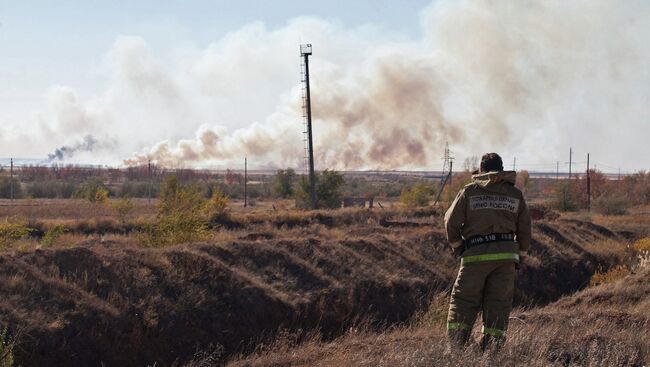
[2,0,649,171]
[47,135,101,162]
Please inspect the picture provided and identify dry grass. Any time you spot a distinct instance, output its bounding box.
[0,201,644,366]
[230,268,650,367]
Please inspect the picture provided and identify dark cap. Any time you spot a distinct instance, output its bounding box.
[480,153,503,172]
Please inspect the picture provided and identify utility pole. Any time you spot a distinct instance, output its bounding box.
[433,158,454,206]
[441,142,450,183]
[244,157,248,208]
[513,156,516,171]
[618,168,621,181]
[449,158,453,186]
[556,161,559,180]
[300,44,317,209]
[568,147,573,180]
[147,159,152,205]
[587,153,591,211]
[10,158,14,201]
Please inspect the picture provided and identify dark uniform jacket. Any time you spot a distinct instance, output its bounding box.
[444,170,532,264]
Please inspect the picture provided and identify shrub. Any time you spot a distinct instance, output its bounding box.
[632,237,650,253]
[0,222,33,248]
[138,175,209,247]
[317,170,345,209]
[593,193,631,215]
[94,188,109,203]
[552,180,581,212]
[272,169,296,198]
[439,172,473,209]
[76,179,109,203]
[589,265,629,286]
[119,180,157,198]
[632,238,650,271]
[206,188,230,223]
[0,176,22,199]
[399,183,433,208]
[26,180,77,198]
[41,225,66,247]
[111,198,135,225]
[295,170,345,209]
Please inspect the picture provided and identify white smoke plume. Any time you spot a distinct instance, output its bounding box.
[2,0,649,171]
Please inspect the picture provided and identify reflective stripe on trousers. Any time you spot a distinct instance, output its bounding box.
[447,322,471,331]
[461,252,519,265]
[482,326,505,337]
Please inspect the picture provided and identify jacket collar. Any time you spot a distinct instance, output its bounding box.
[471,170,516,188]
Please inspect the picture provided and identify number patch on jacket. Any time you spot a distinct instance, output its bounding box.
[469,195,520,213]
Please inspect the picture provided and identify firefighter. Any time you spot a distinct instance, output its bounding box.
[444,152,532,351]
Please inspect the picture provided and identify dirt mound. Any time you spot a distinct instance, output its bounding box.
[0,218,625,366]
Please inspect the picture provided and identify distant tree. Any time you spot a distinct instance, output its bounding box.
[295,170,345,209]
[463,158,471,172]
[76,179,109,203]
[471,156,479,172]
[224,169,243,185]
[587,169,607,200]
[272,169,296,198]
[317,170,345,209]
[0,176,22,199]
[462,156,480,172]
[552,179,581,212]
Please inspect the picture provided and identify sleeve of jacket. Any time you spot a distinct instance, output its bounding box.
[444,188,467,245]
[516,196,532,252]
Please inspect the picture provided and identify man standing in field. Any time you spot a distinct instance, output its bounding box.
[444,153,532,351]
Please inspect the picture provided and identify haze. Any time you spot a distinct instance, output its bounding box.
[0,0,648,172]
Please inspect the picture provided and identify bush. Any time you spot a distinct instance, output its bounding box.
[589,265,629,286]
[111,198,135,225]
[272,169,296,198]
[26,180,76,198]
[138,175,209,247]
[399,183,433,208]
[295,170,345,209]
[41,225,66,247]
[76,179,109,203]
[439,172,473,210]
[206,188,230,223]
[552,180,581,212]
[0,176,22,199]
[0,222,32,248]
[592,194,631,215]
[119,180,157,198]
[633,237,650,253]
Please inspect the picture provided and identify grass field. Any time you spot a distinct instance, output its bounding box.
[0,196,647,366]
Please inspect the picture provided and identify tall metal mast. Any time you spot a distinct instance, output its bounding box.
[300,44,317,209]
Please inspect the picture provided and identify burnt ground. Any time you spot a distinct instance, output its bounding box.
[0,213,631,366]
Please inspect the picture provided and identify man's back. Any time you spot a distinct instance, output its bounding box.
[444,170,531,262]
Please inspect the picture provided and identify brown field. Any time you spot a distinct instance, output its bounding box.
[0,198,648,366]
[230,268,650,367]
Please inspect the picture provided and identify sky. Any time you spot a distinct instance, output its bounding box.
[0,0,648,172]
